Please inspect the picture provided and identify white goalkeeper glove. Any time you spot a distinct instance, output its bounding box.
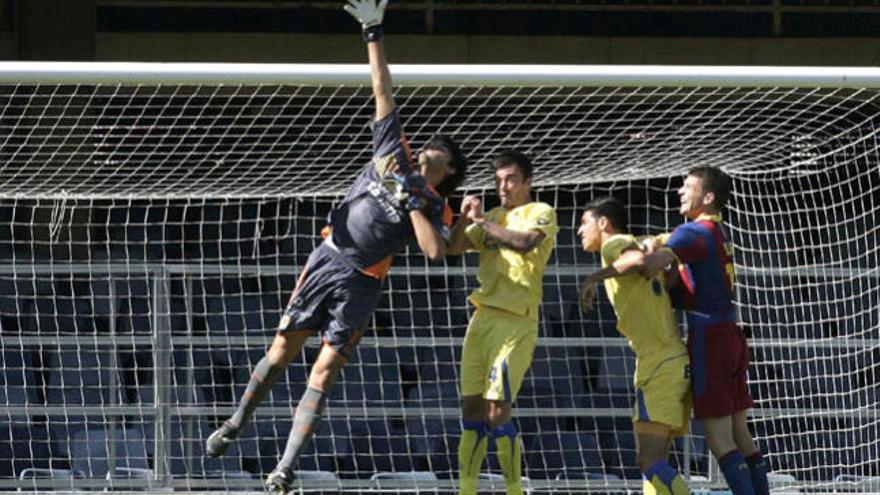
[344,0,389,42]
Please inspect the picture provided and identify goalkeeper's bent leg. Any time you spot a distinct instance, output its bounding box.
[229,356,286,429]
[492,422,523,495]
[276,386,329,470]
[458,420,489,495]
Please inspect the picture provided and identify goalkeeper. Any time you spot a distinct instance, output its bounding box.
[576,196,691,495]
[447,150,558,495]
[205,1,468,492]
[640,166,769,495]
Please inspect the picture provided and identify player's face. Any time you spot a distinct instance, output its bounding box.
[577,210,602,252]
[678,174,708,219]
[495,164,531,208]
[418,148,455,189]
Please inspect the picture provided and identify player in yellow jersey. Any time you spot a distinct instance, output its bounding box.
[447,150,558,495]
[577,196,691,495]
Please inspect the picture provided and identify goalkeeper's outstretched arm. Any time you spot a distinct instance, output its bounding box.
[345,0,394,121]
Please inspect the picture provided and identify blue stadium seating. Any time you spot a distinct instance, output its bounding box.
[594,417,640,480]
[331,346,402,407]
[0,347,40,407]
[518,346,589,409]
[524,431,604,480]
[596,346,636,392]
[346,419,416,476]
[0,423,51,479]
[69,427,149,478]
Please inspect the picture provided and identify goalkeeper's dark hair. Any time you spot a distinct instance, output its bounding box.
[426,134,468,197]
[584,196,628,233]
[688,164,731,210]
[491,149,534,179]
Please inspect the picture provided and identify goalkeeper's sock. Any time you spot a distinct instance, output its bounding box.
[746,451,770,495]
[277,387,329,470]
[719,450,757,495]
[642,459,689,495]
[229,356,285,429]
[458,420,489,495]
[492,422,523,495]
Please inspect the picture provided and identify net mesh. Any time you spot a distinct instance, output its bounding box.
[0,71,878,492]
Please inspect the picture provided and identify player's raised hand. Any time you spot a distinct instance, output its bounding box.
[344,0,389,29]
[463,196,484,224]
[578,280,598,312]
[460,195,480,216]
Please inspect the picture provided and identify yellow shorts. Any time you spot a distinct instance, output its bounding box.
[460,305,539,402]
[633,353,692,437]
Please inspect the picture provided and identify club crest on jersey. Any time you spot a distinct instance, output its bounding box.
[373,154,399,176]
[367,179,404,222]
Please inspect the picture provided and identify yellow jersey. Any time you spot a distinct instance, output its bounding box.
[465,202,558,319]
[601,234,686,368]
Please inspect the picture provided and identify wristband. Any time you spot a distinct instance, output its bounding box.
[363,25,384,43]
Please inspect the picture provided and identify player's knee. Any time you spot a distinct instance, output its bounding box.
[268,331,307,363]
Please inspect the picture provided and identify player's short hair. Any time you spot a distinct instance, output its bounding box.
[688,165,731,210]
[584,196,628,233]
[491,149,534,179]
[425,135,468,197]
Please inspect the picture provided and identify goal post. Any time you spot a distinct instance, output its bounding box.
[0,63,878,493]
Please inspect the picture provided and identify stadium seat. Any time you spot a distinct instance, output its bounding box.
[205,295,266,336]
[332,346,402,407]
[18,467,80,480]
[404,381,460,409]
[416,345,459,382]
[595,417,640,480]
[525,431,604,480]
[112,277,152,334]
[348,419,413,476]
[69,427,149,478]
[106,466,153,480]
[518,346,589,409]
[554,469,620,480]
[0,347,40,408]
[0,423,51,479]
[294,470,338,481]
[45,346,124,406]
[370,470,438,492]
[477,472,531,492]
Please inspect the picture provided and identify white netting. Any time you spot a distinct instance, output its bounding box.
[0,64,878,493]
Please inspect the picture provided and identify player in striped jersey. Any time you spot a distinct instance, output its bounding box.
[642,166,770,495]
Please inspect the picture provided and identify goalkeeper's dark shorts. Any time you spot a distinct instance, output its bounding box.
[688,321,754,419]
[277,242,383,359]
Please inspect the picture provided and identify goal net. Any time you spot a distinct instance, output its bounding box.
[0,63,878,493]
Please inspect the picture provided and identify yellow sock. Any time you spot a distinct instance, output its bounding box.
[458,421,489,495]
[642,460,689,495]
[492,423,523,495]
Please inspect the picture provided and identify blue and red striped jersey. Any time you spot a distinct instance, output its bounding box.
[666,213,737,324]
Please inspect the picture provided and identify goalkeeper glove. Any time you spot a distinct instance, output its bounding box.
[344,0,389,42]
[391,172,445,219]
